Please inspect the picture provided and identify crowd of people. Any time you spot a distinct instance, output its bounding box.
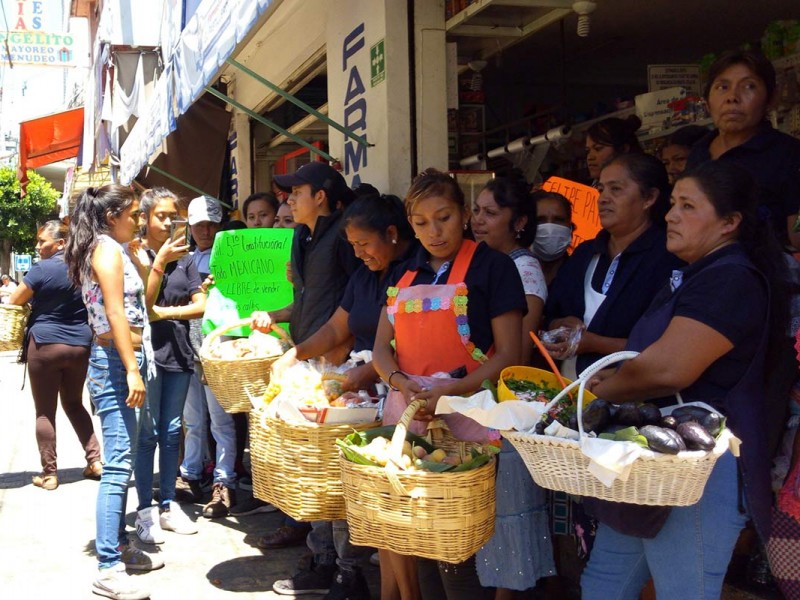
[6,48,800,600]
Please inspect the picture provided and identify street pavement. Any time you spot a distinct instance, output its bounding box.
[0,351,380,599]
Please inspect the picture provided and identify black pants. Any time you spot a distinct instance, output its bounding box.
[418,555,494,600]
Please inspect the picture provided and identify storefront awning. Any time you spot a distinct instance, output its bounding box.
[18,107,84,188]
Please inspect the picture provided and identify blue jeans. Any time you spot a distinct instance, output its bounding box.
[180,370,236,487]
[307,520,370,572]
[86,343,145,570]
[581,452,748,600]
[134,367,192,509]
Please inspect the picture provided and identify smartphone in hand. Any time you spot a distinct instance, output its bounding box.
[170,218,190,246]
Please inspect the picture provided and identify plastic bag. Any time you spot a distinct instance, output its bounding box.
[540,325,584,360]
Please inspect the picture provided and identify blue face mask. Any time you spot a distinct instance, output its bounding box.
[533,223,572,261]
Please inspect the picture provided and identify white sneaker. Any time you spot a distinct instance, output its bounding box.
[160,501,198,535]
[135,506,165,545]
[92,563,150,599]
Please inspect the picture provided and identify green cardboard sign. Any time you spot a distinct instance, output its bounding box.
[201,228,294,336]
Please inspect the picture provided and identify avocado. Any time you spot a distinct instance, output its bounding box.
[581,399,611,434]
[677,421,716,451]
[640,425,683,454]
[616,402,642,427]
[638,403,662,426]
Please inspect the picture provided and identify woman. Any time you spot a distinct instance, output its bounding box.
[584,115,643,184]
[8,220,101,490]
[65,185,163,600]
[471,177,545,365]
[686,49,800,250]
[262,193,416,599]
[659,125,707,184]
[243,192,279,228]
[531,190,574,287]
[544,153,683,380]
[0,274,17,303]
[582,161,788,600]
[470,178,555,597]
[373,169,526,600]
[274,201,296,229]
[133,188,205,544]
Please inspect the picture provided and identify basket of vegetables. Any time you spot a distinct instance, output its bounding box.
[200,318,292,413]
[503,351,734,507]
[0,304,29,352]
[337,399,498,563]
[250,406,379,521]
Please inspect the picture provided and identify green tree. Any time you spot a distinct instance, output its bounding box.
[0,166,60,255]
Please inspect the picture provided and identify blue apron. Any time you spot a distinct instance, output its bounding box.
[585,249,772,540]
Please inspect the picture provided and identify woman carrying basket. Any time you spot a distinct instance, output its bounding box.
[373,169,526,600]
[261,191,417,599]
[583,161,788,599]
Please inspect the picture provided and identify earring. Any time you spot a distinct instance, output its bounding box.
[391,238,397,245]
[515,230,522,239]
[463,223,468,230]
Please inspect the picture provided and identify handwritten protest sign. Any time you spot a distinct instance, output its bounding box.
[541,177,601,250]
[202,228,294,335]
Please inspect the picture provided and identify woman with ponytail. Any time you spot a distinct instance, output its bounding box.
[582,161,789,599]
[8,220,101,490]
[65,185,163,600]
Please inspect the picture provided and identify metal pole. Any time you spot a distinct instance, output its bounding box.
[145,163,232,209]
[226,58,372,148]
[204,86,335,163]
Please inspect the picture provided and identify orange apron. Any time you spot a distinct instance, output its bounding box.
[383,240,491,443]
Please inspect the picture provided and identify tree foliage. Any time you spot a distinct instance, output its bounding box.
[0,167,60,254]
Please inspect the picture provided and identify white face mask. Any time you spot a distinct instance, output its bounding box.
[533,223,572,261]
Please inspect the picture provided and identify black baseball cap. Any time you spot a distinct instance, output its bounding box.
[273,162,352,205]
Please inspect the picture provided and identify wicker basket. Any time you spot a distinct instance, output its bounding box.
[0,304,29,352]
[250,407,379,521]
[200,318,290,413]
[504,351,729,507]
[339,399,496,563]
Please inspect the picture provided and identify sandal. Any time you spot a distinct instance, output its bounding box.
[83,461,103,480]
[32,473,58,490]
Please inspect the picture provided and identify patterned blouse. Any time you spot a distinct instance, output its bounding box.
[82,234,147,334]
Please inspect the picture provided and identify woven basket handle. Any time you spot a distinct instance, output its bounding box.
[384,398,427,496]
[200,318,291,356]
[572,351,684,438]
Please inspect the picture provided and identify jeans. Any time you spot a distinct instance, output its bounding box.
[134,367,192,509]
[180,371,236,487]
[307,520,370,572]
[86,343,145,569]
[581,452,748,600]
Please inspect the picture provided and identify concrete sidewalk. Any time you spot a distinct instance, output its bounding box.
[0,351,379,599]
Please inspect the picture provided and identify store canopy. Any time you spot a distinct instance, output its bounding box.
[18,107,84,189]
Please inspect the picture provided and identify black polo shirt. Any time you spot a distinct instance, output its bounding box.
[387,241,526,354]
[686,123,800,244]
[149,252,203,372]
[340,243,418,352]
[24,251,92,346]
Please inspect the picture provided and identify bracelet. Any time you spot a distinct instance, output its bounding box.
[387,370,407,391]
[152,265,165,276]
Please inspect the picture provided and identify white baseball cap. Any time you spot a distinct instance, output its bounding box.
[188,196,223,225]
